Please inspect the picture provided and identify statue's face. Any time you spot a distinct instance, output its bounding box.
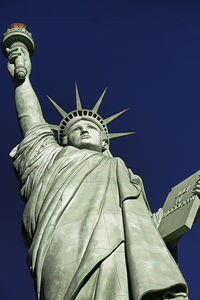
[65,120,104,152]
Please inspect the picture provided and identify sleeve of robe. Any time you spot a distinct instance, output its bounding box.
[9,123,61,203]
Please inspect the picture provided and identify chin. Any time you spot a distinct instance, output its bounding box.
[81,143,101,152]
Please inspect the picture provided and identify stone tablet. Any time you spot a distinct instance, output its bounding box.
[159,170,200,248]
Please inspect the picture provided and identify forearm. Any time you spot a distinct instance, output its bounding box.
[15,77,46,136]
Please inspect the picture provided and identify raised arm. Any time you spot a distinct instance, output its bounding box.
[7,46,46,137]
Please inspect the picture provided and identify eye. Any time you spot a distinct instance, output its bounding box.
[72,127,81,132]
[88,125,98,130]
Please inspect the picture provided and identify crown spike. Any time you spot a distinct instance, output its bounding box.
[108,132,135,139]
[75,82,82,110]
[92,88,107,113]
[104,108,129,125]
[46,95,68,118]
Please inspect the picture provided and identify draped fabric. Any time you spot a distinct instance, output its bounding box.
[10,124,187,300]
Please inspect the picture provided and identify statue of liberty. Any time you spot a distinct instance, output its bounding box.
[4,23,193,300]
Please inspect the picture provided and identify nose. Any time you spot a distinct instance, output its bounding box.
[81,128,89,135]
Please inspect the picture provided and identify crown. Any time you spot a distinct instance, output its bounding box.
[47,83,135,144]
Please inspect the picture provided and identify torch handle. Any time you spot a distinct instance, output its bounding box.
[10,42,28,80]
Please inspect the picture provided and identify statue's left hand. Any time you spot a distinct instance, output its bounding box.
[152,208,164,228]
[162,291,189,299]
[192,180,200,197]
[164,297,188,300]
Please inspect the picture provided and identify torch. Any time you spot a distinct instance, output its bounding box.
[1,23,35,79]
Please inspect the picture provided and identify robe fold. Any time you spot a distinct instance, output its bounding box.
[10,124,187,300]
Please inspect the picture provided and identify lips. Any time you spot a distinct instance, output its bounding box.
[81,135,91,139]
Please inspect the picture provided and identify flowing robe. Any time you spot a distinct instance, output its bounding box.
[10,124,187,300]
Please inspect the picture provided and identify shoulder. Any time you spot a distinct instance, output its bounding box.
[10,123,61,160]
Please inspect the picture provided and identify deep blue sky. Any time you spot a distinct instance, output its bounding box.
[1,1,200,299]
